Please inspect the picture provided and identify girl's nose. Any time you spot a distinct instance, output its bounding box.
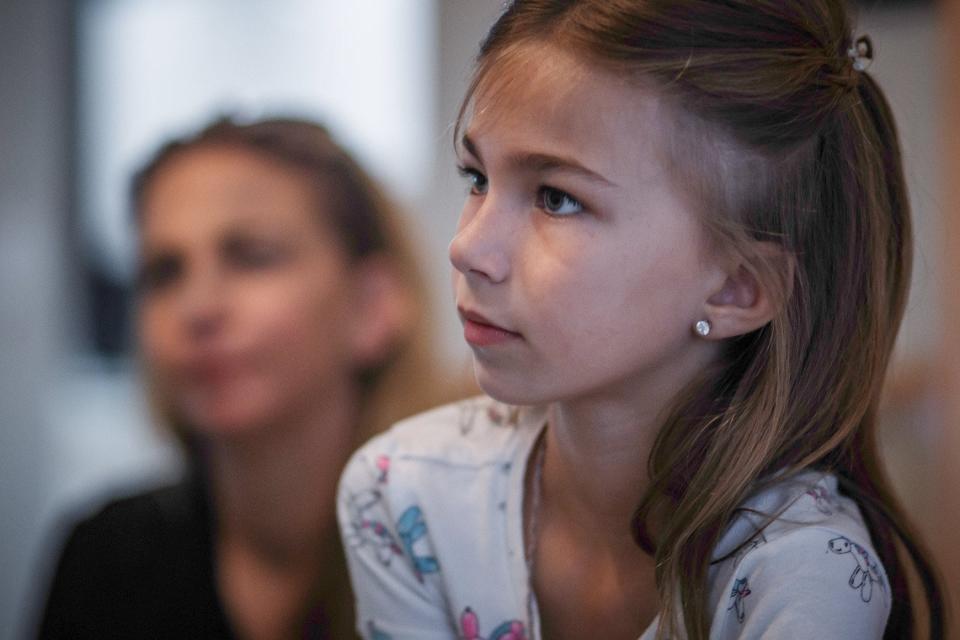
[448,200,511,284]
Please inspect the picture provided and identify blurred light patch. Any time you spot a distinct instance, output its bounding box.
[77,0,435,281]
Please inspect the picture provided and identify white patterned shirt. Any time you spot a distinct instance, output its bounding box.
[337,396,891,639]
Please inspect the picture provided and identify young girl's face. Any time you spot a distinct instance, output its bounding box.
[138,145,369,437]
[450,45,727,409]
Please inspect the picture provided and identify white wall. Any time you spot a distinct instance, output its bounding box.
[76,0,436,281]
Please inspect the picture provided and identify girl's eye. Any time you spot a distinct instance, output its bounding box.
[537,187,583,216]
[457,166,488,196]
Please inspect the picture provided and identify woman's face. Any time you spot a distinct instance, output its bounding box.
[138,145,369,438]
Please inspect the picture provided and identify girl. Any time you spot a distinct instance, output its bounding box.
[38,117,458,639]
[338,2,944,639]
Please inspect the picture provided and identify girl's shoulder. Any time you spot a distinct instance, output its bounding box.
[717,470,875,549]
[337,397,545,635]
[707,471,891,638]
[338,395,546,526]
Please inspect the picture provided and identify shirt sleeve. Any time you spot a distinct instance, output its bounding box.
[711,527,891,640]
[337,442,456,640]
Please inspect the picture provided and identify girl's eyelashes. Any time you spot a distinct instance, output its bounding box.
[456,163,586,217]
[457,165,488,196]
[536,186,584,216]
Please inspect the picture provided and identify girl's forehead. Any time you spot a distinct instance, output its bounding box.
[471,42,592,119]
[463,43,674,174]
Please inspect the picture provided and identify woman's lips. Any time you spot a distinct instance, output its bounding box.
[184,353,244,385]
[459,308,521,347]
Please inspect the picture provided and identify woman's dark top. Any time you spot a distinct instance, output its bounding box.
[36,471,340,639]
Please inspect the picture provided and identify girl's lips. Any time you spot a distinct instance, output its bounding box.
[458,308,521,347]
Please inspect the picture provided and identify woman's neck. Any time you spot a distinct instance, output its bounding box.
[208,387,357,566]
[207,389,358,639]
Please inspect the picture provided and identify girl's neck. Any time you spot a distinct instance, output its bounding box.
[529,397,664,638]
[539,338,721,538]
[542,398,659,540]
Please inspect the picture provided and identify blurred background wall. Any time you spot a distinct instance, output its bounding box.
[1,1,72,637]
[940,0,960,632]
[0,1,955,638]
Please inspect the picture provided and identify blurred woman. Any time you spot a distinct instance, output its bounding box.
[38,116,456,639]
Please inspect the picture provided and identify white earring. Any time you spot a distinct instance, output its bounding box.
[694,320,711,337]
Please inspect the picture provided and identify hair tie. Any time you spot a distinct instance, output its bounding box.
[847,35,873,72]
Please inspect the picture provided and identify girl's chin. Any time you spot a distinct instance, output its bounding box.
[474,368,547,407]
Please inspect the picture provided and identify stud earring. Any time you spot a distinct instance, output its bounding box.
[694,320,711,337]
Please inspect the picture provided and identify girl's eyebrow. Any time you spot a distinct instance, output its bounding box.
[460,133,617,188]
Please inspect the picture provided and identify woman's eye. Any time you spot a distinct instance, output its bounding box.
[225,237,286,269]
[537,187,583,216]
[137,255,182,293]
[457,166,488,196]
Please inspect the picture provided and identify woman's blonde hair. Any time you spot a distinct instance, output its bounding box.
[459,2,943,638]
[132,116,452,445]
[131,116,461,636]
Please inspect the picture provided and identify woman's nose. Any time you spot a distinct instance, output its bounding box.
[179,265,227,340]
[448,199,511,284]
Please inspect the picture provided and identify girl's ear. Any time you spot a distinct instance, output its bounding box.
[701,243,794,339]
[347,257,414,367]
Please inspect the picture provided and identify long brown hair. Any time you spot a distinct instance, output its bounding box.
[131,116,458,637]
[459,2,944,638]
